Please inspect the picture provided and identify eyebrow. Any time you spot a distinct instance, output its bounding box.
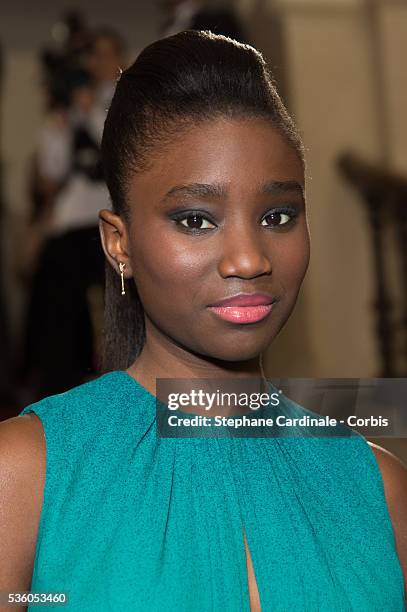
[161,180,304,204]
[261,180,304,197]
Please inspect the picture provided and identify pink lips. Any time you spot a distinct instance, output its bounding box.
[208,293,275,324]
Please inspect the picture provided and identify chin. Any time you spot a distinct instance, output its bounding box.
[198,337,273,363]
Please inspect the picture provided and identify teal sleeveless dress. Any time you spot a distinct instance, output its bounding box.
[19,371,405,611]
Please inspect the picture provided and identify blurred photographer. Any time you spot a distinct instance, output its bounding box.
[19,25,126,401]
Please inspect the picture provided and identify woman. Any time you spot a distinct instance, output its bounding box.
[1,31,406,611]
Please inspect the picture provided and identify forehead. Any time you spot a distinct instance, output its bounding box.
[128,117,304,204]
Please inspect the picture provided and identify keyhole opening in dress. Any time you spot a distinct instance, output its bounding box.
[243,529,262,612]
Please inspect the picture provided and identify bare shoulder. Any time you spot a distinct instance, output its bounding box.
[368,442,407,595]
[0,414,46,597]
[0,412,46,459]
[368,441,407,499]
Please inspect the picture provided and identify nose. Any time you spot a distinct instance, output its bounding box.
[217,224,273,279]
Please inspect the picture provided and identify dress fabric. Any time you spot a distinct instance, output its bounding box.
[19,370,406,611]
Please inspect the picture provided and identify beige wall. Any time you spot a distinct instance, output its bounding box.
[379,2,407,173]
[1,51,43,337]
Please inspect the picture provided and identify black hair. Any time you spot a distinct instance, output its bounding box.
[100,29,305,373]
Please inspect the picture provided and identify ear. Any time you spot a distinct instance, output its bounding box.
[98,209,133,277]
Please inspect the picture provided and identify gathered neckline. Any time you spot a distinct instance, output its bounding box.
[110,369,276,419]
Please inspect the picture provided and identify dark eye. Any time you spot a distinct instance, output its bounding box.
[261,210,293,227]
[177,213,216,230]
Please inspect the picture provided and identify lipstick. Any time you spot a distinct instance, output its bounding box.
[208,293,276,324]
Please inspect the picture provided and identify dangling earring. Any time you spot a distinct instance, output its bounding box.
[119,262,126,295]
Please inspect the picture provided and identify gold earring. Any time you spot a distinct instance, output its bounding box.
[119,262,126,295]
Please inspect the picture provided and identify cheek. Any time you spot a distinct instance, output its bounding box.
[273,229,310,292]
[130,224,310,308]
[131,233,207,300]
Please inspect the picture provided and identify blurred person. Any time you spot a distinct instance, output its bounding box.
[18,24,127,290]
[160,0,245,41]
[39,10,92,112]
[85,27,128,110]
[18,68,109,401]
[18,28,126,401]
[1,32,405,609]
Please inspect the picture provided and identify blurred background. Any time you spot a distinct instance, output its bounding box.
[0,0,406,460]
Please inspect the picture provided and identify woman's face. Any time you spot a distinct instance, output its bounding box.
[104,116,310,362]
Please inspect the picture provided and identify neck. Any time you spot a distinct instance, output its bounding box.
[127,324,266,397]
